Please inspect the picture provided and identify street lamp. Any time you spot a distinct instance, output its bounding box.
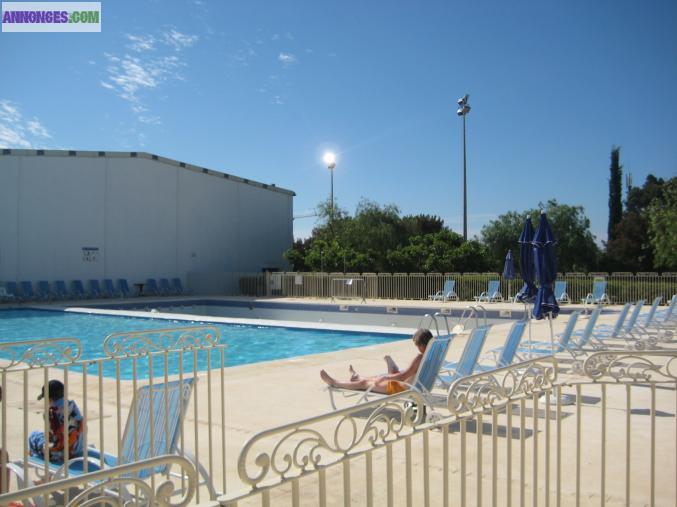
[457,94,471,241]
[323,152,337,218]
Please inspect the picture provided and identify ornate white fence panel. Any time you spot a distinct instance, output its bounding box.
[0,326,227,505]
[220,352,676,507]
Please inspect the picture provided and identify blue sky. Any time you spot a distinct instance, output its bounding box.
[1,0,675,242]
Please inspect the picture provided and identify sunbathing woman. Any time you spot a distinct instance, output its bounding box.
[320,329,433,394]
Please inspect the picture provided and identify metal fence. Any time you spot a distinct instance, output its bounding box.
[220,351,676,507]
[243,272,677,304]
[0,326,227,505]
[1,343,675,506]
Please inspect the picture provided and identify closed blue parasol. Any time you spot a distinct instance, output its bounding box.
[515,217,537,303]
[502,250,515,300]
[532,211,560,320]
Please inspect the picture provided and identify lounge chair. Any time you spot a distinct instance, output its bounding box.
[89,279,104,298]
[103,279,121,298]
[159,278,174,295]
[71,280,89,299]
[118,279,132,298]
[517,311,582,359]
[482,320,528,369]
[5,281,21,302]
[438,326,490,386]
[582,280,610,305]
[572,306,605,351]
[649,294,676,334]
[428,280,458,301]
[591,302,632,342]
[327,334,454,410]
[20,281,37,301]
[172,277,193,296]
[145,278,161,296]
[0,283,18,302]
[37,281,52,301]
[15,378,216,499]
[554,281,569,304]
[475,280,503,303]
[54,280,70,300]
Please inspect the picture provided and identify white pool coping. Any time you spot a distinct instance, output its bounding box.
[27,304,419,336]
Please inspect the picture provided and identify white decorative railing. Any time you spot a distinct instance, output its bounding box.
[0,455,197,506]
[220,351,677,507]
[0,326,227,505]
[0,337,82,370]
[103,325,221,357]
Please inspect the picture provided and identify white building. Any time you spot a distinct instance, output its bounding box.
[0,149,294,294]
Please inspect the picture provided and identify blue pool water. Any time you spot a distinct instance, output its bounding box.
[0,309,406,378]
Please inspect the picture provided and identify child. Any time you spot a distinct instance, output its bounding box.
[320,329,433,394]
[28,380,84,464]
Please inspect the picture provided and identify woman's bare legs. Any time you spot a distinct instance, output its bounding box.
[320,370,389,393]
[384,355,399,373]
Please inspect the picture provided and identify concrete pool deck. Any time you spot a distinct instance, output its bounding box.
[1,299,675,505]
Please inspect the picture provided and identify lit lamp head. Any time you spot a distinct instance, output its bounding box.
[323,152,336,170]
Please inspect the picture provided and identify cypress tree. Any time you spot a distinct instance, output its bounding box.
[608,146,623,241]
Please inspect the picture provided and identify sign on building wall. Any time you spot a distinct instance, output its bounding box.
[82,246,99,262]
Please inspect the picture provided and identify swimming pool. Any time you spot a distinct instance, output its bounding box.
[0,309,408,378]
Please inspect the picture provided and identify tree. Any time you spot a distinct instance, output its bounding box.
[605,174,671,272]
[607,147,623,241]
[481,200,600,273]
[647,178,677,271]
[283,198,494,273]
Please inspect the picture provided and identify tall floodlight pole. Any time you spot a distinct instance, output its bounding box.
[323,152,337,219]
[457,94,471,240]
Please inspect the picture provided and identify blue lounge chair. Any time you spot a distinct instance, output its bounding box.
[71,280,89,299]
[19,378,216,499]
[582,280,610,305]
[438,326,490,386]
[650,294,677,332]
[3,282,20,302]
[475,280,503,303]
[172,277,193,295]
[145,278,161,296]
[103,278,120,298]
[572,306,604,350]
[429,280,458,301]
[591,302,632,341]
[89,279,104,298]
[0,285,16,302]
[554,281,570,304]
[483,320,528,369]
[159,278,174,295]
[328,334,454,410]
[118,279,132,298]
[37,281,52,301]
[518,311,581,359]
[20,281,37,301]
[54,280,70,300]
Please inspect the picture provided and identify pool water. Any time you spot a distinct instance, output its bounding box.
[0,309,407,378]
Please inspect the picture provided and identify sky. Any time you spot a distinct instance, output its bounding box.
[1,0,676,243]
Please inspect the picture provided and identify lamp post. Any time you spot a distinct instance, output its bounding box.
[323,152,337,219]
[457,94,471,241]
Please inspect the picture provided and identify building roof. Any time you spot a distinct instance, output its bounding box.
[0,149,296,197]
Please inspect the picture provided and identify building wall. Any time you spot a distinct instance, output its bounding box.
[0,151,294,289]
